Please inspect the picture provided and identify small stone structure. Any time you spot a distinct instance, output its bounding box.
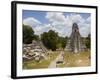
[23,40,48,62]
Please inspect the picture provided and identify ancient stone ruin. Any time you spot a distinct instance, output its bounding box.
[65,23,86,53]
[23,40,48,62]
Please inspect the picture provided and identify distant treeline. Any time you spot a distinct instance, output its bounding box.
[23,24,90,51]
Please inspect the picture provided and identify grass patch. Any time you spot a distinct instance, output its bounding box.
[23,51,91,69]
[23,51,59,69]
[58,51,91,67]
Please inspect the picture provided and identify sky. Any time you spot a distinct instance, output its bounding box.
[23,10,91,37]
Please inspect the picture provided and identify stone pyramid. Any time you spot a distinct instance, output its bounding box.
[65,23,86,53]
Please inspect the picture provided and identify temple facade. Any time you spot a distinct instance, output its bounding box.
[65,23,86,53]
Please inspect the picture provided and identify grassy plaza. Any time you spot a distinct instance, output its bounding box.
[23,50,90,69]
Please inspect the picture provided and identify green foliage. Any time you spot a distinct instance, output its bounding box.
[41,30,68,51]
[57,37,67,49]
[23,24,39,44]
[41,30,59,51]
[33,35,39,40]
[23,25,34,44]
[85,34,91,49]
[23,24,68,49]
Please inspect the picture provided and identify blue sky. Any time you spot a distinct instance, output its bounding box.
[23,10,48,24]
[23,10,91,37]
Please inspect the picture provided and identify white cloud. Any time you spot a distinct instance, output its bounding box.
[45,12,71,37]
[69,14,85,23]
[23,17,41,27]
[46,12,90,37]
[86,16,91,23]
[34,24,51,35]
[23,13,91,37]
[23,17,52,36]
[46,12,66,23]
[79,23,90,37]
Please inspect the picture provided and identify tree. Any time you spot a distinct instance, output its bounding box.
[85,34,91,49]
[23,25,34,44]
[61,37,67,49]
[41,30,58,51]
[33,35,39,41]
[58,37,67,49]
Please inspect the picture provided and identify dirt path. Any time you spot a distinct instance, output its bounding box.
[48,51,64,68]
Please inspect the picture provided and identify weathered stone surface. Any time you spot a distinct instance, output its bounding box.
[65,23,86,53]
[23,40,48,62]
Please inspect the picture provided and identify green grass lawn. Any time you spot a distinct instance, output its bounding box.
[23,50,91,69]
[58,51,91,67]
[23,51,59,69]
